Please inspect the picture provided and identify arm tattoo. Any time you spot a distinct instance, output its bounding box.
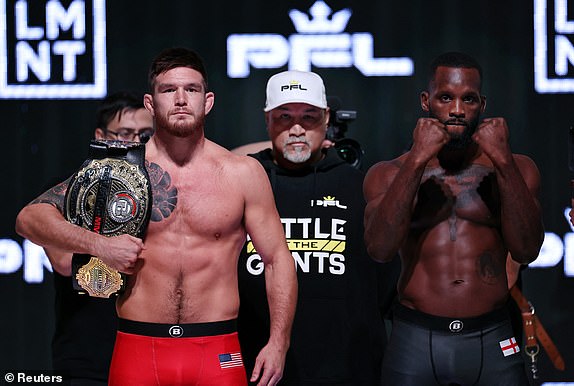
[29,178,70,213]
[146,160,178,222]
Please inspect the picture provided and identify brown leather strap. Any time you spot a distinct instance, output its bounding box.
[510,285,565,371]
[532,314,565,370]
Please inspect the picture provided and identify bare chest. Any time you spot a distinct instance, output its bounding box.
[412,165,501,228]
[146,162,245,236]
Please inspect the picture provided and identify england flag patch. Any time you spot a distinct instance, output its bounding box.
[499,337,520,357]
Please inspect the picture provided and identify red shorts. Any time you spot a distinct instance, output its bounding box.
[109,318,247,386]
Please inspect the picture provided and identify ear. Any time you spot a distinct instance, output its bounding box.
[480,95,487,113]
[321,139,335,149]
[204,92,215,115]
[94,128,105,139]
[420,91,430,112]
[323,107,330,132]
[143,94,154,116]
[264,111,271,129]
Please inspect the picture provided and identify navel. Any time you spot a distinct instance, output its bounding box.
[214,232,221,240]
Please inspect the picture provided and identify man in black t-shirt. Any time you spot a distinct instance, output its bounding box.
[236,71,399,385]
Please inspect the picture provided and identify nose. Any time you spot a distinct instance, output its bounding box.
[289,123,305,136]
[175,88,187,106]
[449,99,465,118]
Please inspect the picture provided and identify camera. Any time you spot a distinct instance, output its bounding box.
[326,97,364,169]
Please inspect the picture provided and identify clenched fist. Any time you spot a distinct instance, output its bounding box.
[411,117,450,164]
[472,118,512,165]
[93,234,144,274]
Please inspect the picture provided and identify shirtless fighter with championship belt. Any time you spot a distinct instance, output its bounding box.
[16,47,297,386]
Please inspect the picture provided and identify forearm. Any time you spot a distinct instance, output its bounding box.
[16,203,101,256]
[264,256,297,350]
[496,161,544,263]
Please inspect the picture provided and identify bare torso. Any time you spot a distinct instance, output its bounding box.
[116,141,248,323]
[399,160,509,317]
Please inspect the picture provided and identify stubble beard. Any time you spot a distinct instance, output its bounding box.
[156,112,203,138]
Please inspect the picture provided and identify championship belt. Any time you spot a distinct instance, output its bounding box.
[64,139,152,298]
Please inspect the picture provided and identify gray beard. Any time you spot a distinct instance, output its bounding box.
[283,136,312,163]
[284,148,311,163]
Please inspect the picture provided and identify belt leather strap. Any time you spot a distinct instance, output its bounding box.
[510,285,565,371]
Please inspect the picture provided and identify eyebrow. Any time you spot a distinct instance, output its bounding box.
[156,81,204,90]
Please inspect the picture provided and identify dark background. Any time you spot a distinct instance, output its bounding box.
[1,0,573,383]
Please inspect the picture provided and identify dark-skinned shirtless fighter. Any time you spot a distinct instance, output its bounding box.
[363,52,544,386]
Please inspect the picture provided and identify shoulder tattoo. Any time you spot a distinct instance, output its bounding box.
[29,178,70,213]
[146,160,178,222]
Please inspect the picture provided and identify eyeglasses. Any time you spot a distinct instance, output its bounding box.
[106,129,154,143]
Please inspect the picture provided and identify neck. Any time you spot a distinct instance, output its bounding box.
[151,128,205,166]
[437,142,480,172]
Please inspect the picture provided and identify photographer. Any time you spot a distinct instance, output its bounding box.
[236,70,398,385]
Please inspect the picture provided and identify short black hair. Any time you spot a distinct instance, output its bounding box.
[428,52,483,87]
[96,91,144,131]
[148,47,209,92]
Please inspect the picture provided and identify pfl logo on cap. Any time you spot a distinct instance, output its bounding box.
[0,0,107,99]
[281,82,308,92]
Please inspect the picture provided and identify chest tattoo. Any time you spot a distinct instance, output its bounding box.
[146,161,178,222]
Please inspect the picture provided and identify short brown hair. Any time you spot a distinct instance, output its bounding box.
[148,47,209,92]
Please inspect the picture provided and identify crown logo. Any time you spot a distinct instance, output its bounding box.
[323,196,336,201]
[289,1,352,34]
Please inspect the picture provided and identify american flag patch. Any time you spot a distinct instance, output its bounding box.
[219,352,243,369]
[499,337,520,357]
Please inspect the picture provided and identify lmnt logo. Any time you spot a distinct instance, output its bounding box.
[0,0,107,99]
[534,0,574,93]
[227,0,414,78]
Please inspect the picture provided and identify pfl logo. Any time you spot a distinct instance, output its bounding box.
[0,0,107,99]
[227,0,414,78]
[534,0,574,93]
[311,195,348,209]
[282,82,307,91]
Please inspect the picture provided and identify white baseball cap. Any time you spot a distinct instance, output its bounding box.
[264,70,327,112]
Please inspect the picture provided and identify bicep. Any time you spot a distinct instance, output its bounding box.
[515,155,541,198]
[241,163,286,264]
[363,163,396,208]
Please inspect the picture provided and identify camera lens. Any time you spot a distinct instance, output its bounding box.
[335,138,363,169]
